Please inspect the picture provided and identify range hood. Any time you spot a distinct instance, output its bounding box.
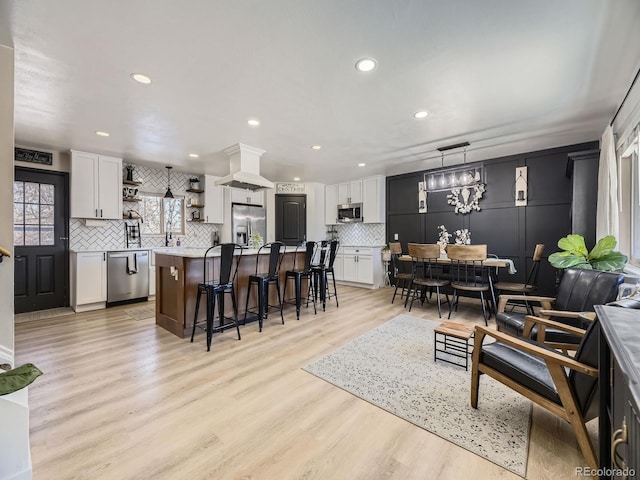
[215,143,274,190]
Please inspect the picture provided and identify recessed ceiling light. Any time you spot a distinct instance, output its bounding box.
[247,119,260,127]
[414,111,429,119]
[358,162,366,167]
[188,153,199,158]
[130,73,152,84]
[311,145,322,150]
[355,58,377,72]
[95,131,110,137]
[293,177,301,181]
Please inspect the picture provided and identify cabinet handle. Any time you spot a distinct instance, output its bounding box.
[206,216,209,222]
[103,252,106,261]
[611,416,628,478]
[100,209,103,217]
[95,209,98,218]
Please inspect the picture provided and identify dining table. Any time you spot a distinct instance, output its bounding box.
[398,254,516,316]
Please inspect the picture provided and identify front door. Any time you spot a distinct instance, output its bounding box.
[275,194,306,246]
[14,167,69,313]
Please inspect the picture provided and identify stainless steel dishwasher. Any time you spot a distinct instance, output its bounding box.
[107,250,149,305]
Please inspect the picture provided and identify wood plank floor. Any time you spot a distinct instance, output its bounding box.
[15,286,596,479]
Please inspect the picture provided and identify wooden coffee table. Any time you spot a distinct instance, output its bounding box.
[434,321,476,370]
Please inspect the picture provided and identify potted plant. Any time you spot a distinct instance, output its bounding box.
[0,363,42,396]
[381,245,391,262]
[189,177,201,190]
[548,234,627,271]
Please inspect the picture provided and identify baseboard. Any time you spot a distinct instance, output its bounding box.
[0,344,13,367]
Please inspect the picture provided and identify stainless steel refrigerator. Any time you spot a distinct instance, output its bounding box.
[232,203,266,246]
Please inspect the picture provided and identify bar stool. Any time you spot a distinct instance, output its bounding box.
[191,243,243,351]
[389,242,412,304]
[310,239,339,310]
[243,241,285,332]
[283,241,317,320]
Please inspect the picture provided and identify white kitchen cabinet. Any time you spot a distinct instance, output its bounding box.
[332,252,344,280]
[231,187,263,206]
[203,175,225,224]
[338,180,362,204]
[325,184,338,225]
[70,150,122,219]
[70,251,107,312]
[362,175,385,223]
[336,246,383,288]
[148,251,157,296]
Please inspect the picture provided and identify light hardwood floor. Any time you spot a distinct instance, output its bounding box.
[15,286,596,479]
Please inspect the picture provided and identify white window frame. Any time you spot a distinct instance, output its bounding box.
[137,192,186,237]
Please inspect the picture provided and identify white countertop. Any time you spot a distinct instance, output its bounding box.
[154,246,299,258]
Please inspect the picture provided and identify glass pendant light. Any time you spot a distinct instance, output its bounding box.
[164,166,174,199]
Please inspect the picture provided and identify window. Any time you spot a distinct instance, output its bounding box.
[136,193,185,236]
[13,181,55,246]
[631,145,640,266]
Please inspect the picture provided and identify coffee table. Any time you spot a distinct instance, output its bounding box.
[434,321,476,370]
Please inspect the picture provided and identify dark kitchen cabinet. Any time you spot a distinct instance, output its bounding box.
[597,305,640,480]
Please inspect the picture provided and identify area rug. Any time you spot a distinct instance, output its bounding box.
[303,314,531,477]
[125,306,156,321]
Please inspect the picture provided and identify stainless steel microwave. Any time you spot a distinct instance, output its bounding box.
[337,203,363,223]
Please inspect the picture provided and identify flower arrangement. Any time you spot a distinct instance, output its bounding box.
[454,229,472,245]
[437,225,451,256]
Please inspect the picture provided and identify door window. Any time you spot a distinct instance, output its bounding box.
[13,181,55,246]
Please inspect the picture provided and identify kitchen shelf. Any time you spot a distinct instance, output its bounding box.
[187,203,204,208]
[123,197,142,202]
[187,218,205,223]
[186,188,204,193]
[123,215,143,220]
[123,179,143,186]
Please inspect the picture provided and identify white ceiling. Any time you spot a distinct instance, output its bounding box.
[1,0,639,184]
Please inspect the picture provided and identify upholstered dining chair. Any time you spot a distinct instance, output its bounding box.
[406,243,450,317]
[389,242,412,304]
[471,311,602,469]
[496,268,624,351]
[494,243,545,314]
[191,243,243,351]
[447,244,493,325]
[244,241,285,332]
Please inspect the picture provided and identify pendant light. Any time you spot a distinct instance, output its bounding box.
[164,166,174,199]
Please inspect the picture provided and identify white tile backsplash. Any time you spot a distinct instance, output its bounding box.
[70,164,218,250]
[334,223,385,246]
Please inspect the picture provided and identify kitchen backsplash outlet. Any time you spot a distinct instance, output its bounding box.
[334,223,385,246]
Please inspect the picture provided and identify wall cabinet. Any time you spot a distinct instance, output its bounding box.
[70,150,122,219]
[325,184,338,225]
[203,175,225,224]
[70,251,106,311]
[335,246,383,288]
[362,175,385,223]
[231,188,263,206]
[338,180,362,204]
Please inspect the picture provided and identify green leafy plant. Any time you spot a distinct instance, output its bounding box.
[0,363,42,396]
[548,234,627,271]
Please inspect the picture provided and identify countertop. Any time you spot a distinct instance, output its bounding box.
[154,246,299,258]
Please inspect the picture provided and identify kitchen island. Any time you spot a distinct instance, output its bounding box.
[155,247,303,338]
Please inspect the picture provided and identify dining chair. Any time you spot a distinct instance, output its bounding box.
[471,309,602,468]
[494,243,544,314]
[243,241,285,332]
[283,241,317,320]
[447,244,492,325]
[389,242,413,304]
[406,243,450,317]
[191,243,243,351]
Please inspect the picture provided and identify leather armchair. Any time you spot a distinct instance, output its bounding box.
[496,268,624,349]
[471,313,601,468]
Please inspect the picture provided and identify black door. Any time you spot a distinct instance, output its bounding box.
[275,194,306,246]
[14,167,69,313]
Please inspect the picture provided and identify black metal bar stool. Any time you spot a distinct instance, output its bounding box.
[283,241,317,320]
[310,239,340,310]
[243,241,285,332]
[191,243,243,351]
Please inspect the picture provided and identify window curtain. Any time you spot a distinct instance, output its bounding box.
[596,125,620,241]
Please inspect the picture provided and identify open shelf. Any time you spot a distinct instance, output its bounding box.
[186,188,204,193]
[123,215,143,220]
[123,197,141,202]
[123,179,143,186]
[187,218,205,223]
[187,203,204,208]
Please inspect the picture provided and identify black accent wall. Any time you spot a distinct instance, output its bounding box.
[386,141,599,296]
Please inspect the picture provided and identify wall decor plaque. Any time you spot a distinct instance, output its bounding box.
[15,147,53,165]
[276,183,305,194]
